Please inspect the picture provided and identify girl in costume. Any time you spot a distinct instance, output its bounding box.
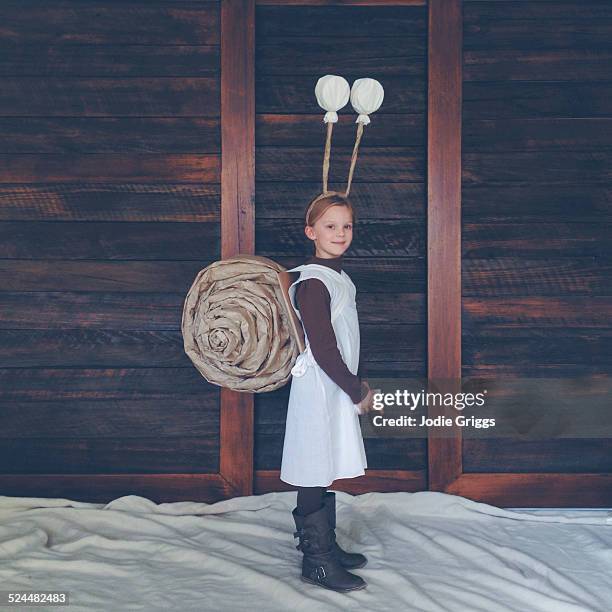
[280,190,376,592]
[279,73,384,594]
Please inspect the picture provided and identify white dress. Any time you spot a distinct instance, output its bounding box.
[279,263,368,487]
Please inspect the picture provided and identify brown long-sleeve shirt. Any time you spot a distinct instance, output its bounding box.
[295,254,368,405]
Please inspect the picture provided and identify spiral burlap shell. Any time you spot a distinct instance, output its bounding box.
[181,255,300,393]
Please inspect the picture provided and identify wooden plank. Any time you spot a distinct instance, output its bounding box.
[0,155,219,183]
[464,363,611,377]
[0,119,220,155]
[358,325,425,361]
[0,222,219,259]
[462,184,612,222]
[0,398,219,438]
[220,0,255,497]
[0,184,220,222]
[463,258,612,296]
[362,439,428,470]
[256,38,426,74]
[256,5,426,37]
[0,368,217,401]
[256,147,424,182]
[359,293,425,322]
[427,0,462,491]
[446,473,612,508]
[0,185,208,229]
[0,78,220,117]
[465,49,612,82]
[464,440,612,474]
[254,469,427,495]
[463,328,612,366]
[0,474,232,504]
[463,151,612,184]
[0,46,219,77]
[0,262,215,292]
[463,297,612,328]
[463,222,612,259]
[463,82,612,118]
[0,3,220,45]
[0,438,219,474]
[0,330,191,366]
[0,293,187,329]
[463,118,612,152]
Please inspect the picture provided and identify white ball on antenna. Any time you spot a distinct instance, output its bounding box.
[350,78,384,125]
[315,75,350,123]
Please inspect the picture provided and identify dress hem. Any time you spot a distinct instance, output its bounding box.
[279,469,366,488]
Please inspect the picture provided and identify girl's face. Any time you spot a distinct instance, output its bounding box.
[305,205,354,259]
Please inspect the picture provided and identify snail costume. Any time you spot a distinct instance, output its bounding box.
[181,75,384,593]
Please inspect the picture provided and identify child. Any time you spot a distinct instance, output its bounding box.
[280,191,376,592]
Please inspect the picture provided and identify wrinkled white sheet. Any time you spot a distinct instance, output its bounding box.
[0,490,611,612]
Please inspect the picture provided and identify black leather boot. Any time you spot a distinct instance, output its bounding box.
[323,492,368,569]
[292,504,367,592]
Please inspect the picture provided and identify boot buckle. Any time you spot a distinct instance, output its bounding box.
[311,566,326,581]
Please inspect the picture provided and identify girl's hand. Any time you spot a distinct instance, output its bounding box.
[356,381,375,415]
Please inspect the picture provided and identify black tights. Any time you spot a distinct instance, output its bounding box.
[296,486,326,515]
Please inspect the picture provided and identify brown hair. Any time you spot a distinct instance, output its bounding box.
[305,191,357,227]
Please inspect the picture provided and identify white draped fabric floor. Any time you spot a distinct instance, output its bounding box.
[0,490,611,611]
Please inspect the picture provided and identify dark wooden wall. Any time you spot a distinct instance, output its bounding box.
[1,0,610,505]
[461,2,612,472]
[253,5,429,473]
[0,3,222,480]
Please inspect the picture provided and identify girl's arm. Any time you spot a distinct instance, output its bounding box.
[357,346,367,379]
[296,279,369,404]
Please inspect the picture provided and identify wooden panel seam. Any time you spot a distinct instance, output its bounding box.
[220,0,256,497]
[427,0,463,490]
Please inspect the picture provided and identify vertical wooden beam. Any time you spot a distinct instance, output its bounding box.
[220,0,255,496]
[427,0,463,490]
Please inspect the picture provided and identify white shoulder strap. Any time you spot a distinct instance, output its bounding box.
[287,264,349,322]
